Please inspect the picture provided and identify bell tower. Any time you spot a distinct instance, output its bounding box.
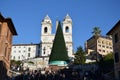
[40,15,54,56]
[62,14,73,58]
[41,15,52,35]
[63,14,72,35]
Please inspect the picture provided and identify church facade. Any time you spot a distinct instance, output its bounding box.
[11,14,74,62]
[10,14,74,70]
[40,14,74,58]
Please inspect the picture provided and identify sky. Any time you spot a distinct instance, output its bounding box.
[0,0,120,52]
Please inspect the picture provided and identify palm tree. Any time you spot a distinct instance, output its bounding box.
[92,27,101,37]
[92,27,101,62]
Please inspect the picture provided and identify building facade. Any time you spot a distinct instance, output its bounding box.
[107,20,120,80]
[0,13,17,78]
[85,36,113,56]
[11,44,40,61]
[10,14,74,69]
[40,14,74,58]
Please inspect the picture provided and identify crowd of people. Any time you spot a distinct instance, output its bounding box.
[11,68,106,80]
[12,69,78,80]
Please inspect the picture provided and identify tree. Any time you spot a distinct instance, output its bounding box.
[99,53,114,73]
[28,61,34,64]
[103,53,114,61]
[10,60,22,67]
[92,27,101,37]
[49,21,69,63]
[74,46,86,65]
[92,27,101,62]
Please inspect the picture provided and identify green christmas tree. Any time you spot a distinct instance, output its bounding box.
[49,21,69,64]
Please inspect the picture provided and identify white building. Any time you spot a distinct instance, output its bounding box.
[40,14,74,58]
[11,44,40,61]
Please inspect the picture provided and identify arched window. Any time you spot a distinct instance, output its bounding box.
[65,26,69,33]
[44,27,48,33]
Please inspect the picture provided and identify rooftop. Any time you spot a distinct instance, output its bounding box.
[0,13,17,35]
[87,35,112,42]
[106,20,120,35]
[12,43,39,46]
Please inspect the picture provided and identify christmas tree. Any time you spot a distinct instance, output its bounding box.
[49,21,69,66]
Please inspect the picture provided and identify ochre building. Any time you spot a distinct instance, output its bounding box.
[107,20,120,80]
[0,13,17,74]
[85,35,113,56]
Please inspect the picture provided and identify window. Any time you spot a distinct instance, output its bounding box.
[106,46,109,48]
[43,47,46,54]
[102,45,105,48]
[115,52,119,63]
[44,27,48,33]
[102,41,105,44]
[28,53,30,57]
[18,56,20,59]
[23,50,26,53]
[98,45,101,47]
[110,47,112,49]
[99,49,101,52]
[28,47,31,51]
[19,51,21,53]
[114,33,119,43]
[65,26,69,33]
[103,50,105,52]
[13,56,15,59]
